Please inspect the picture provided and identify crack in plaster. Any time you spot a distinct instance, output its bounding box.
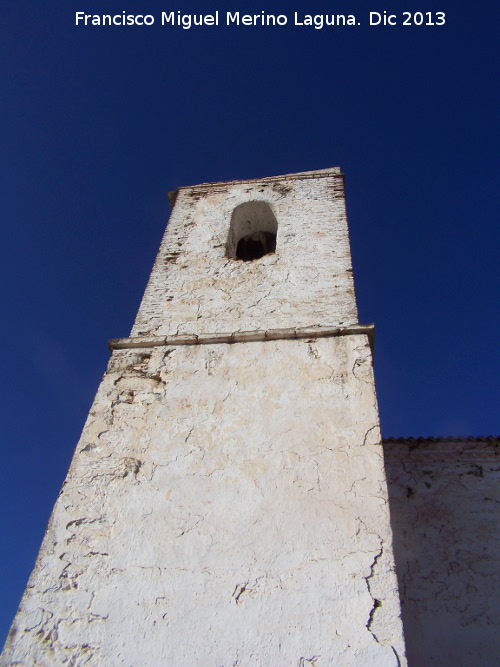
[365,544,384,643]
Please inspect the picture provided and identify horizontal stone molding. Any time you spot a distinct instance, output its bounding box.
[109,323,375,352]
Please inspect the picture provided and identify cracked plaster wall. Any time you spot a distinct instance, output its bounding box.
[2,169,406,665]
[385,440,500,666]
[3,336,405,666]
[131,169,358,338]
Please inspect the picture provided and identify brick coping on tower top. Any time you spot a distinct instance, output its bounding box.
[168,167,345,206]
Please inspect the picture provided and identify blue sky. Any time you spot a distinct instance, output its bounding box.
[1,0,498,645]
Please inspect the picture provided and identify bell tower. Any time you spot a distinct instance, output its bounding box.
[2,168,406,665]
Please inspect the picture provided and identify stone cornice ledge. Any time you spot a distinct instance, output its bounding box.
[109,323,375,352]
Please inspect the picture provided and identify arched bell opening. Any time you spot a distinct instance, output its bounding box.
[226,201,278,261]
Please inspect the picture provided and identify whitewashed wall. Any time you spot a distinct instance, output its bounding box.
[384,437,500,666]
[131,169,357,338]
[2,170,406,666]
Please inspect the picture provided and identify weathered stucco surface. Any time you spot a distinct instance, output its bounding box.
[131,169,358,338]
[3,337,404,666]
[385,437,500,666]
[2,169,406,665]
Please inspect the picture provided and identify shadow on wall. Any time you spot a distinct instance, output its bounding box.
[383,437,500,667]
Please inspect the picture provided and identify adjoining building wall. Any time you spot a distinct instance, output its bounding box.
[384,437,500,666]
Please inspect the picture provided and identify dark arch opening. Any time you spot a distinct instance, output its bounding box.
[226,201,278,261]
[236,231,276,261]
